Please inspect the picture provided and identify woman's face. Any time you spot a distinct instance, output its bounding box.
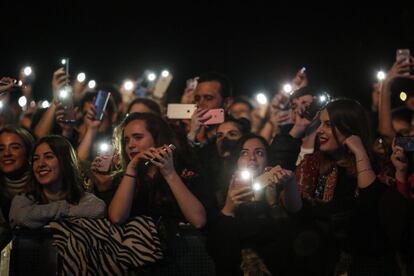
[317,109,346,153]
[0,132,27,174]
[124,119,155,161]
[32,143,61,187]
[237,138,267,176]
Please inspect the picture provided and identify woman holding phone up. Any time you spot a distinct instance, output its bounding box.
[208,133,297,276]
[109,112,209,229]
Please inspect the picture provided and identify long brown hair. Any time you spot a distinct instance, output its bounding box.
[28,135,84,204]
[322,98,373,175]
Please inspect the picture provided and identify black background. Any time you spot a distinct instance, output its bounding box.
[2,2,414,108]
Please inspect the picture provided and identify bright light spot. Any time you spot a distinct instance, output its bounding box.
[61,59,67,65]
[99,143,109,152]
[23,66,32,76]
[18,96,27,107]
[18,80,23,86]
[0,101,3,109]
[161,70,170,78]
[241,170,251,180]
[283,83,292,94]
[319,95,326,102]
[253,182,262,191]
[400,91,407,101]
[377,71,386,81]
[42,101,50,108]
[256,93,268,105]
[123,80,134,91]
[77,73,86,82]
[59,89,68,99]
[147,73,157,81]
[88,80,96,89]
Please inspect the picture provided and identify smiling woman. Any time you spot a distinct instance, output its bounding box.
[0,126,35,222]
[9,135,106,229]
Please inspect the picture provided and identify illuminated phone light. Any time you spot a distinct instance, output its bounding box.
[88,80,96,89]
[256,93,268,105]
[123,80,134,91]
[59,89,69,99]
[18,80,23,87]
[61,59,67,65]
[41,101,50,108]
[77,73,86,82]
[147,73,157,82]
[18,96,27,107]
[23,66,32,76]
[252,182,262,191]
[99,143,110,153]
[283,83,292,94]
[376,71,386,81]
[400,91,407,101]
[161,70,170,78]
[241,170,251,180]
[0,101,3,109]
[319,95,326,103]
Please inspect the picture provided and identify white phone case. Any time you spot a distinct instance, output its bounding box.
[167,104,197,119]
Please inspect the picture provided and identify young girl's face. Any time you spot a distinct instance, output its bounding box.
[124,119,155,161]
[0,132,27,174]
[32,143,61,187]
[237,138,267,177]
[317,109,346,153]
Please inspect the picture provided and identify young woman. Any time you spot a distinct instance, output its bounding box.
[208,133,295,276]
[282,98,396,275]
[0,126,35,222]
[108,112,208,229]
[9,135,105,229]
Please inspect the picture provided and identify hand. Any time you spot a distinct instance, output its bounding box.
[188,108,211,139]
[181,87,195,104]
[126,148,156,176]
[144,145,176,177]
[0,77,17,93]
[83,104,101,129]
[292,67,308,90]
[391,143,408,172]
[222,176,254,216]
[384,56,414,85]
[52,68,69,98]
[342,135,365,155]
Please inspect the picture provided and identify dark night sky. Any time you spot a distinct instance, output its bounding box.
[2,3,414,108]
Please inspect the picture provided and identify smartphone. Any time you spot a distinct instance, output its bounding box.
[396,49,410,76]
[94,90,111,121]
[60,58,70,82]
[234,169,253,187]
[203,108,225,125]
[57,86,76,123]
[96,143,115,172]
[144,144,176,166]
[167,104,197,119]
[153,72,173,99]
[395,136,414,152]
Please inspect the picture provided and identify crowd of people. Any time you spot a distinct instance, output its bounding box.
[0,55,414,275]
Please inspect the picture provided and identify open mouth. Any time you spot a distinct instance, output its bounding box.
[37,170,50,176]
[2,159,15,165]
